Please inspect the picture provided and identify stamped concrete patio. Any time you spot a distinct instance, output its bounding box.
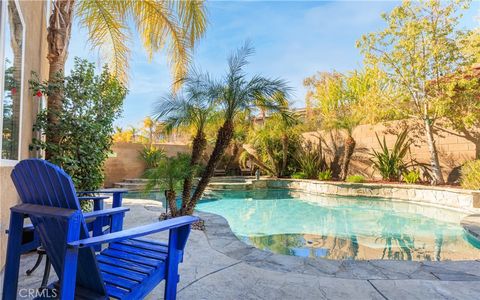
[2,198,480,299]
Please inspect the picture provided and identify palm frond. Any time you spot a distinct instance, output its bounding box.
[176,0,208,46]
[153,68,215,133]
[76,0,130,82]
[130,0,199,90]
[76,0,206,88]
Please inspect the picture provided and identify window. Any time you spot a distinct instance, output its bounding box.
[0,0,24,164]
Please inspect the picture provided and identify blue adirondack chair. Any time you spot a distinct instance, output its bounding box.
[3,159,198,300]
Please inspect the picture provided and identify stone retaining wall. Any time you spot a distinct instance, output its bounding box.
[252,179,480,212]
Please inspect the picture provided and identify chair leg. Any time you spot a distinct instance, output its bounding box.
[3,211,24,300]
[40,256,51,289]
[26,253,43,275]
[165,229,180,300]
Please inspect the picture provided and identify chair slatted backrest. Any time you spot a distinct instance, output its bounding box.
[11,159,106,295]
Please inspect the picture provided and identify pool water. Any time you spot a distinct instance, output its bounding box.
[193,189,480,261]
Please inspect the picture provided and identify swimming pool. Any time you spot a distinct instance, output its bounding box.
[126,189,480,261]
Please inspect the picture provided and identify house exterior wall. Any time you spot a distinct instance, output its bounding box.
[0,0,48,270]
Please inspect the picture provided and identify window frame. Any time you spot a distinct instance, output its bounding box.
[0,0,26,167]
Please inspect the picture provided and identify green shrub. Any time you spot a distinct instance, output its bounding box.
[144,153,193,216]
[291,172,307,179]
[370,129,412,181]
[346,174,365,183]
[318,169,332,181]
[139,146,166,170]
[29,58,127,211]
[402,169,420,184]
[461,160,480,189]
[296,140,326,179]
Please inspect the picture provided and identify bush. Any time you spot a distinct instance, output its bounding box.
[318,169,332,181]
[461,160,480,189]
[29,58,127,209]
[139,146,165,170]
[145,153,193,216]
[291,172,307,179]
[346,174,365,183]
[370,129,412,181]
[402,169,420,184]
[296,140,326,179]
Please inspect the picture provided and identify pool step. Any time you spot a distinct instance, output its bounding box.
[113,181,147,191]
[207,180,254,191]
[114,177,255,191]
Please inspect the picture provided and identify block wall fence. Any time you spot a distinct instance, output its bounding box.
[103,142,193,187]
[302,120,478,183]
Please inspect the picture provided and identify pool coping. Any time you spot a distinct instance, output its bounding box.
[207,178,480,215]
[197,210,480,281]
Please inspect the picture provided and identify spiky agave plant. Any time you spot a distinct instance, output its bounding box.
[370,129,413,181]
[296,140,327,179]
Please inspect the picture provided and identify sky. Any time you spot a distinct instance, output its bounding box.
[66,0,480,129]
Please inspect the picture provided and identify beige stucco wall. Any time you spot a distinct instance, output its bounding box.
[103,142,192,187]
[303,120,477,182]
[0,1,48,269]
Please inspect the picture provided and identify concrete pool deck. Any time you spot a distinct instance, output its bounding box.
[2,198,480,299]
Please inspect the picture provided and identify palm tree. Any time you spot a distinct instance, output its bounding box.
[128,126,139,143]
[144,153,191,217]
[45,0,206,158]
[306,68,383,180]
[143,117,155,147]
[187,43,291,212]
[153,70,215,215]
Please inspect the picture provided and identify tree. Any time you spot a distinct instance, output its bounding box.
[357,0,474,184]
[45,0,206,158]
[142,116,155,147]
[304,68,383,180]
[29,58,126,193]
[436,65,480,159]
[154,70,215,215]
[128,126,139,143]
[188,43,291,213]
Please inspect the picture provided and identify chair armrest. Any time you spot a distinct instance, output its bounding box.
[77,189,128,194]
[78,196,110,201]
[11,204,78,218]
[69,216,199,248]
[83,207,130,220]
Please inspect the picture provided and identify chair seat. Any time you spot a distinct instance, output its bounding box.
[96,239,169,299]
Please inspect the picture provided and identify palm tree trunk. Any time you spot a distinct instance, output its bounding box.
[165,190,178,217]
[225,143,241,175]
[240,145,276,175]
[340,134,356,180]
[186,120,234,214]
[424,118,444,184]
[149,128,153,148]
[180,130,206,215]
[46,0,74,160]
[281,134,288,177]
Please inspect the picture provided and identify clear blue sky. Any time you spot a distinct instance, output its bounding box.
[67,1,480,128]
